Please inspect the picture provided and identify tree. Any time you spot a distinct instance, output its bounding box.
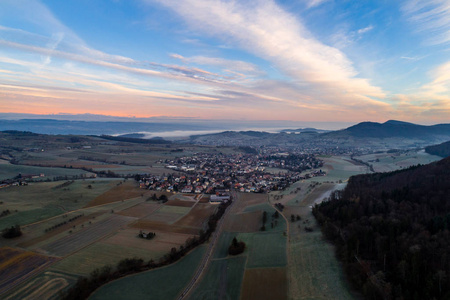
[2,225,22,238]
[228,237,246,255]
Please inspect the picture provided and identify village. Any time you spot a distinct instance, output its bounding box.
[138,151,325,196]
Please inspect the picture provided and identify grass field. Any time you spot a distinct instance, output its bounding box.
[213,231,239,259]
[289,231,355,300]
[0,164,93,181]
[50,242,163,276]
[0,179,120,229]
[237,232,287,269]
[240,267,287,300]
[39,215,134,257]
[355,150,442,173]
[89,246,206,300]
[311,156,368,183]
[187,256,247,300]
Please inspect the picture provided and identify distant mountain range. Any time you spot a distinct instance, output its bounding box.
[1,119,450,150]
[325,120,450,139]
[187,120,450,149]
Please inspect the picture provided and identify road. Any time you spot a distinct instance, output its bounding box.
[177,191,237,300]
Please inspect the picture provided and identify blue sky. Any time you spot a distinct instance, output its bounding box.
[0,0,450,124]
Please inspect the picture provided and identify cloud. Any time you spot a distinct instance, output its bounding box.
[150,0,385,103]
[170,53,264,77]
[306,0,330,9]
[357,25,374,35]
[402,0,450,45]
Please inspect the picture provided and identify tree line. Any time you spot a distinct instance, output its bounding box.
[313,157,450,299]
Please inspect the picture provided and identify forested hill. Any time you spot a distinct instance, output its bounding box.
[314,157,450,300]
[425,140,450,157]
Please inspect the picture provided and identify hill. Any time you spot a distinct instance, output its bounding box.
[314,157,450,299]
[325,120,450,140]
[425,140,450,157]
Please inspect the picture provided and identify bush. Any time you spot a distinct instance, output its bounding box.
[228,237,246,255]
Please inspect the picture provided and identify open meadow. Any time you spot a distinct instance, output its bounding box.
[89,246,207,300]
[355,149,442,172]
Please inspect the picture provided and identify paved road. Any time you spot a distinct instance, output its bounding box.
[177,191,237,300]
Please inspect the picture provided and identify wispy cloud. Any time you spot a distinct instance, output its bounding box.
[402,0,450,45]
[306,0,330,9]
[150,0,385,103]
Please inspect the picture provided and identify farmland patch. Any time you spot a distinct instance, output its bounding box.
[89,245,206,300]
[237,232,287,269]
[188,256,247,300]
[3,270,77,300]
[115,202,160,218]
[0,247,58,295]
[240,267,287,300]
[173,203,216,229]
[38,215,134,257]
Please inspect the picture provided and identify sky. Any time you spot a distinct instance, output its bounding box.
[1,0,450,125]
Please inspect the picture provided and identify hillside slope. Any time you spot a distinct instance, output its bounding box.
[314,157,450,299]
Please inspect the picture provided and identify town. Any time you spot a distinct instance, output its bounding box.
[138,151,325,195]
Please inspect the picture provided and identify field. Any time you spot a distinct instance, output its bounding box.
[304,156,368,183]
[50,241,164,276]
[0,163,93,181]
[38,215,135,257]
[281,179,358,300]
[223,210,262,232]
[173,203,216,228]
[84,180,145,207]
[355,150,442,172]
[3,270,78,300]
[115,202,160,218]
[89,246,206,300]
[240,267,287,300]
[0,247,58,295]
[187,256,247,300]
[237,232,287,268]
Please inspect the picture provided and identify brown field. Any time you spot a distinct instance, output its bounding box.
[85,181,145,207]
[143,211,184,224]
[115,202,160,218]
[131,220,199,235]
[173,203,216,228]
[240,267,287,300]
[165,199,196,207]
[198,196,210,203]
[0,247,58,295]
[233,193,267,213]
[4,271,77,300]
[223,210,261,233]
[38,215,135,257]
[102,228,193,253]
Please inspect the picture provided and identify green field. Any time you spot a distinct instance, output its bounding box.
[0,179,119,228]
[0,164,93,180]
[89,246,206,300]
[237,232,287,269]
[0,206,64,229]
[289,230,355,300]
[213,231,239,259]
[187,256,247,300]
[51,242,164,276]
